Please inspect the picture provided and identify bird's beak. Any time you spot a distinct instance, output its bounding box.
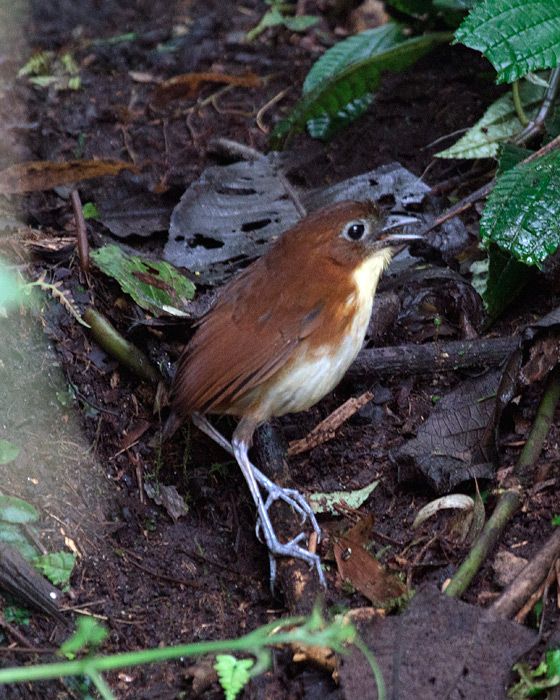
[382,214,422,242]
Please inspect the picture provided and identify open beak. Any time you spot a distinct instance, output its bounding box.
[382,214,422,242]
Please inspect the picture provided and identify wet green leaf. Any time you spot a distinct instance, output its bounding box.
[34,552,76,591]
[0,495,38,523]
[0,440,20,465]
[437,81,546,158]
[90,244,195,317]
[455,0,560,83]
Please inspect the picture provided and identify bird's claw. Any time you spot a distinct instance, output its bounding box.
[266,538,326,590]
[252,467,321,539]
[251,475,325,589]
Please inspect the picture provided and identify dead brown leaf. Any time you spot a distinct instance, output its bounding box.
[154,71,262,106]
[334,528,407,609]
[0,159,140,194]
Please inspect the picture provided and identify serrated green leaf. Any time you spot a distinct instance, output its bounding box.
[34,551,76,591]
[303,24,402,139]
[0,439,20,465]
[0,495,38,523]
[304,23,404,94]
[496,144,533,176]
[454,0,560,84]
[82,202,99,219]
[0,523,38,561]
[307,93,376,139]
[437,80,546,158]
[480,149,560,265]
[283,15,319,32]
[270,29,451,148]
[308,480,378,514]
[215,654,254,700]
[60,616,108,658]
[90,244,195,317]
[483,243,534,322]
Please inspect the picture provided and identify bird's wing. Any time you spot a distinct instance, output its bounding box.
[169,257,331,418]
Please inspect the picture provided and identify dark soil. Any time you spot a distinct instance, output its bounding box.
[0,2,558,699]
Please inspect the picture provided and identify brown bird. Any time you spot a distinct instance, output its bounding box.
[165,200,419,587]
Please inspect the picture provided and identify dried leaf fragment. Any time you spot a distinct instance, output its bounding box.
[155,71,262,106]
[0,159,139,194]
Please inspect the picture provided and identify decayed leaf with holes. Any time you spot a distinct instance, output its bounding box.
[165,160,430,284]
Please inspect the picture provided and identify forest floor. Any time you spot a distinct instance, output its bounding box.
[0,1,558,699]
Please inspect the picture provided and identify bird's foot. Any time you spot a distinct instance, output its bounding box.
[266,533,326,590]
[250,468,325,588]
[252,466,321,540]
[232,437,325,589]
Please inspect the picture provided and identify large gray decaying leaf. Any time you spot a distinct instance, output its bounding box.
[164,160,432,284]
[338,585,535,700]
[393,370,503,493]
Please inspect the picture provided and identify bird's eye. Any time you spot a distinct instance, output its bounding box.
[342,220,368,241]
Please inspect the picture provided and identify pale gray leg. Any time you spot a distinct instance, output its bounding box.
[232,437,326,589]
[191,413,325,588]
[192,413,233,454]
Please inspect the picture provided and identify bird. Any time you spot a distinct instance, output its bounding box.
[165,199,419,588]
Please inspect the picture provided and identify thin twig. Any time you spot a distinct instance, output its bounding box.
[492,527,560,620]
[288,390,374,455]
[256,87,290,134]
[70,189,89,273]
[513,67,560,145]
[418,133,560,237]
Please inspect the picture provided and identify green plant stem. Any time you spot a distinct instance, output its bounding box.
[512,81,530,126]
[444,488,521,598]
[82,307,162,385]
[87,667,116,700]
[354,637,386,700]
[516,363,560,474]
[0,615,349,685]
[445,363,560,598]
[513,66,560,145]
